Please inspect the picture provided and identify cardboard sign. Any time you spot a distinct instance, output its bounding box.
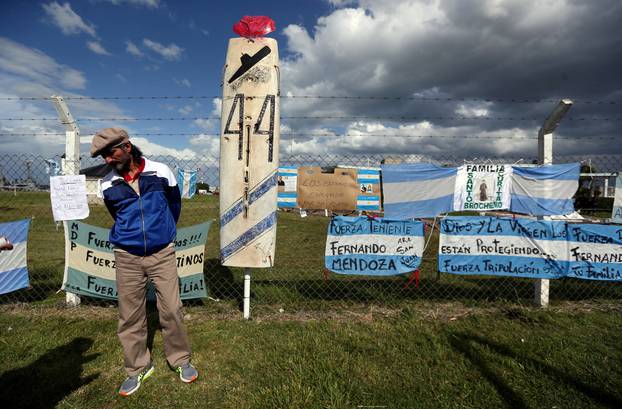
[296,167,359,210]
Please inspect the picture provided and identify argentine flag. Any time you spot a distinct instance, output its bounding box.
[510,163,579,216]
[382,163,457,218]
[177,169,197,199]
[0,219,31,295]
[356,168,381,211]
[277,166,298,208]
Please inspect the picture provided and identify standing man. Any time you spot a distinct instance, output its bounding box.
[91,128,198,396]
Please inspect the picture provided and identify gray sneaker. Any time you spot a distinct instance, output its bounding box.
[176,362,198,383]
[118,363,154,396]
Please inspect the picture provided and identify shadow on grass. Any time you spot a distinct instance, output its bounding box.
[0,337,100,409]
[203,258,244,306]
[448,332,622,409]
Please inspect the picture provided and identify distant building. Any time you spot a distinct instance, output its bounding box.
[79,163,111,203]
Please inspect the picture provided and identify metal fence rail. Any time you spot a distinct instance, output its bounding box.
[0,153,620,307]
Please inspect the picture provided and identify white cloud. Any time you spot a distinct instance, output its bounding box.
[102,0,160,8]
[174,77,191,88]
[0,39,130,158]
[277,0,622,157]
[178,105,193,115]
[115,73,127,82]
[326,0,357,7]
[129,137,197,159]
[189,133,219,158]
[125,40,144,57]
[142,38,184,61]
[0,37,86,89]
[42,2,97,37]
[277,120,541,157]
[455,103,492,117]
[87,41,112,56]
[193,98,221,132]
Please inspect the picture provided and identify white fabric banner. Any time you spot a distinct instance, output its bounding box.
[453,164,512,211]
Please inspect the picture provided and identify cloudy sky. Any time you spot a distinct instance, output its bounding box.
[1,0,621,162]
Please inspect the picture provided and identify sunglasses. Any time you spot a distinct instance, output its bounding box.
[100,142,128,158]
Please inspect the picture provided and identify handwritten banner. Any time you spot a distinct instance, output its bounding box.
[566,224,622,281]
[50,175,89,221]
[62,221,212,299]
[325,216,424,275]
[454,164,511,211]
[297,167,359,210]
[440,216,622,282]
[439,216,568,279]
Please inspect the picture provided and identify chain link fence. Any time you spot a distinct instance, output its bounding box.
[0,152,620,308]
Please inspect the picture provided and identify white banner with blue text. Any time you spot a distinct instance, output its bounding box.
[325,216,424,275]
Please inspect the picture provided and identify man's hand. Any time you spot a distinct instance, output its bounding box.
[0,236,14,251]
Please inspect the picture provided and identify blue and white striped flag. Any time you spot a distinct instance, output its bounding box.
[277,166,297,208]
[382,163,457,218]
[0,219,31,295]
[566,224,622,281]
[177,169,197,199]
[356,168,381,211]
[510,163,579,216]
[44,159,60,176]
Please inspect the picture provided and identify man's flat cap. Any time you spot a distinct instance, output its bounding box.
[90,128,130,157]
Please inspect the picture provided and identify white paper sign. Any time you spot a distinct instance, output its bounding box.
[454,164,512,211]
[50,175,90,221]
[283,176,297,192]
[612,174,622,223]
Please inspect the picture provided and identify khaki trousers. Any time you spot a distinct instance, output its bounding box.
[114,245,191,376]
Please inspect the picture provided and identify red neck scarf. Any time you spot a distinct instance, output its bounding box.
[122,158,145,182]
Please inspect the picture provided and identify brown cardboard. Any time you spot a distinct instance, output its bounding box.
[297,166,359,210]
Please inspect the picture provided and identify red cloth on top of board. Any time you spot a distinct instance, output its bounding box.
[233,16,276,38]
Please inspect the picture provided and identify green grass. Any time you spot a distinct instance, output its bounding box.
[0,304,620,408]
[1,192,620,407]
[1,191,621,307]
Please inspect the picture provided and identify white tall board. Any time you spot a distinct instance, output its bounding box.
[219,37,280,267]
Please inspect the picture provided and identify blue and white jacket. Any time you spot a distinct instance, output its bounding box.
[101,158,181,256]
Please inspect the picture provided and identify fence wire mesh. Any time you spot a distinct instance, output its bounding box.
[0,152,620,307]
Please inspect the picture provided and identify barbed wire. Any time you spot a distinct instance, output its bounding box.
[2,115,621,122]
[0,95,619,104]
[0,132,618,140]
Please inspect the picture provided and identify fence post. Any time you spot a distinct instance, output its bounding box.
[51,95,81,307]
[535,99,573,307]
[243,271,251,319]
